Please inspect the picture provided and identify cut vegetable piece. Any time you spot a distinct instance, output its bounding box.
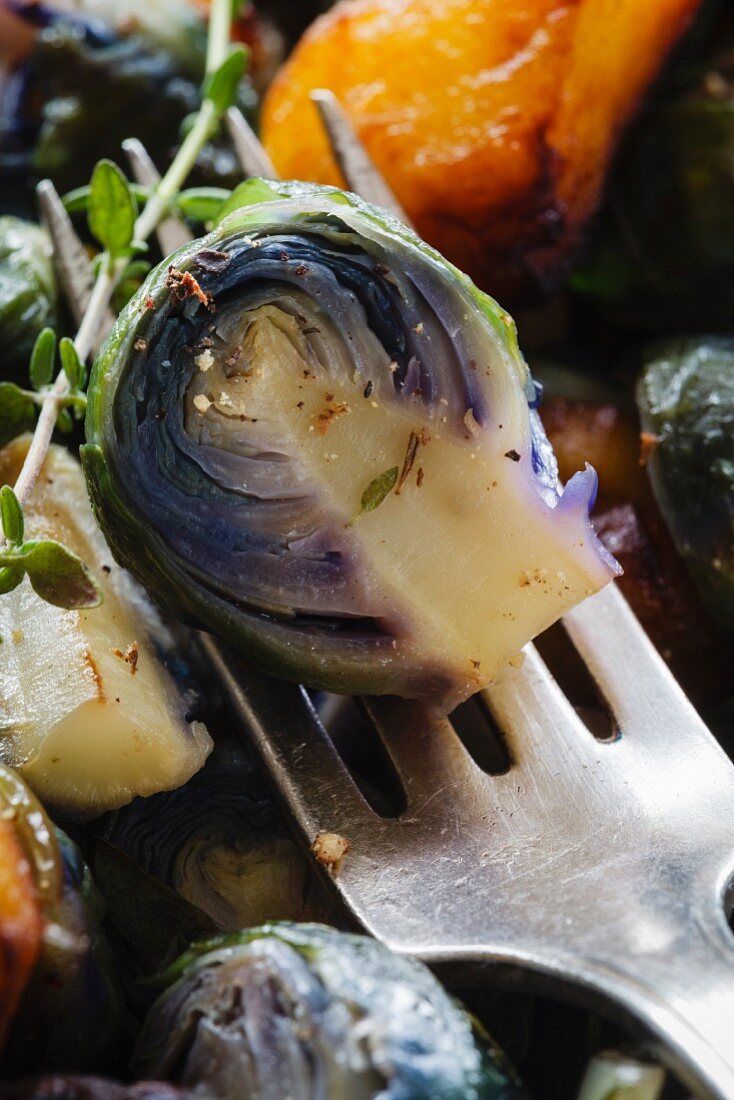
[83,181,619,712]
[262,0,701,302]
[0,438,212,818]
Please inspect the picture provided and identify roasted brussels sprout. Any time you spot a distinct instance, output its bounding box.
[0,438,212,817]
[83,180,619,711]
[637,337,734,646]
[0,217,57,376]
[100,740,338,932]
[0,0,255,206]
[0,1079,193,1100]
[131,923,526,1099]
[571,27,734,330]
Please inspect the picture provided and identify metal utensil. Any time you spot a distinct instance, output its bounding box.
[41,102,734,1097]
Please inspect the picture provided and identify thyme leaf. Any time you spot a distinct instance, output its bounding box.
[359,466,399,517]
[88,160,138,260]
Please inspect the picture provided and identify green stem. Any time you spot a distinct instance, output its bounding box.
[5,0,235,532]
[134,101,217,243]
[135,0,232,241]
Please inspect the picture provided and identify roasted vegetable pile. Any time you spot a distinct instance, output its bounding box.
[0,0,731,1096]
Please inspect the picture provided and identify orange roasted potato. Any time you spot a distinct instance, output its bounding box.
[263,0,701,303]
[0,810,43,1044]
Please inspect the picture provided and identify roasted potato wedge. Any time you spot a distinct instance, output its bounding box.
[263,0,701,302]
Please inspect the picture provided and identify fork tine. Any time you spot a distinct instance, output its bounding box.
[226,106,277,178]
[361,696,485,810]
[37,179,116,346]
[199,635,378,839]
[562,584,714,747]
[310,89,412,225]
[482,642,600,773]
[122,138,193,254]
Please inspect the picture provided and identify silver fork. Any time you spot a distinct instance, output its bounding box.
[41,104,734,1098]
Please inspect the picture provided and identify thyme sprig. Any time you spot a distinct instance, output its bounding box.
[0,0,245,609]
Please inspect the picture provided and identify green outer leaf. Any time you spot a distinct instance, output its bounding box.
[29,327,57,390]
[88,160,138,259]
[202,45,247,114]
[175,187,232,222]
[213,179,281,226]
[0,486,23,545]
[0,381,36,447]
[59,336,85,391]
[20,540,102,609]
[0,566,23,595]
[359,466,399,516]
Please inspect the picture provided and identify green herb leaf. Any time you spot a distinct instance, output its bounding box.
[21,540,102,610]
[0,486,23,545]
[29,327,57,391]
[0,566,23,595]
[0,382,36,447]
[175,187,232,222]
[59,336,85,391]
[203,45,247,115]
[359,466,399,516]
[64,182,150,215]
[56,407,73,434]
[88,160,138,260]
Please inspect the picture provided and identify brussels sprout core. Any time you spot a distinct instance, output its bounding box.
[84,182,619,709]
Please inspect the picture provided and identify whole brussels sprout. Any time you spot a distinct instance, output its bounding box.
[637,336,734,647]
[0,1078,192,1099]
[0,0,255,207]
[100,740,338,933]
[131,923,527,1099]
[83,180,618,712]
[0,217,57,377]
[571,32,734,331]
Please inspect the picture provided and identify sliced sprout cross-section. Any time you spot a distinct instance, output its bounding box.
[84,180,619,711]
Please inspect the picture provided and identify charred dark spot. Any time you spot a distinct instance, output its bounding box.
[193,249,230,274]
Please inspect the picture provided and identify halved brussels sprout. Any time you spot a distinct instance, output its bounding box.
[0,438,212,817]
[101,740,338,932]
[637,337,734,647]
[131,923,526,1099]
[83,181,619,711]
